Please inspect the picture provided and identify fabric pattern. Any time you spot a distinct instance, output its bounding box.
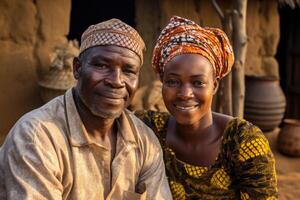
[152,16,234,79]
[80,18,145,63]
[136,110,278,200]
[0,90,172,200]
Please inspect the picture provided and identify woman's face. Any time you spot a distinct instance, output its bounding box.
[162,54,218,125]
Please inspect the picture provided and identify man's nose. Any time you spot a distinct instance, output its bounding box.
[105,69,125,88]
[177,84,194,99]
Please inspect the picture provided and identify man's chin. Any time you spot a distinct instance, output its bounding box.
[91,108,123,119]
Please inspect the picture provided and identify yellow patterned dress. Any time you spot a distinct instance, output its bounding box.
[136,111,278,200]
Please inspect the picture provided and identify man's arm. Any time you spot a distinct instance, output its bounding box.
[0,121,63,200]
[136,128,172,200]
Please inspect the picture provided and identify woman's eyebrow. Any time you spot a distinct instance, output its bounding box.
[165,73,207,78]
[191,74,207,78]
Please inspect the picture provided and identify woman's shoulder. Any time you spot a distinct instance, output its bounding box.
[212,112,234,133]
[224,117,264,141]
[211,112,260,137]
[220,116,273,162]
[134,110,170,135]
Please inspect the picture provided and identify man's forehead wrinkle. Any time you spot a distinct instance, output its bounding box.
[82,46,141,67]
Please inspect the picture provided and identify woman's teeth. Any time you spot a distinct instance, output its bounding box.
[174,105,197,110]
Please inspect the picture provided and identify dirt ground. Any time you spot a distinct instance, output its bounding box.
[265,129,300,200]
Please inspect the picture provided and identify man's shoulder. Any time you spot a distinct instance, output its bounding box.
[18,95,65,129]
[2,95,67,149]
[125,110,162,149]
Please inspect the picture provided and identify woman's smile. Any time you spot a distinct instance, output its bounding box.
[173,103,199,112]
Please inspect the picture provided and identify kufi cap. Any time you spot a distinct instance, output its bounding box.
[80,18,145,64]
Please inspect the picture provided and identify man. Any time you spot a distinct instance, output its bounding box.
[0,19,172,200]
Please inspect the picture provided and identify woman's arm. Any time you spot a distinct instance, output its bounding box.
[232,121,278,199]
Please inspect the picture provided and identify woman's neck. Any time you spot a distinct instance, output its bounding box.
[172,112,218,144]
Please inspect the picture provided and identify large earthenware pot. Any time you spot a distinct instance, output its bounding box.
[244,75,286,132]
[278,119,300,157]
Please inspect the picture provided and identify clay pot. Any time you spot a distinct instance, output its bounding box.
[278,119,300,157]
[244,76,286,132]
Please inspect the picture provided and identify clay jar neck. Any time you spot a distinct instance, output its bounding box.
[283,119,300,127]
[246,75,278,82]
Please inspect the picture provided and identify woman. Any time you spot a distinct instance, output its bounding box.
[136,16,278,199]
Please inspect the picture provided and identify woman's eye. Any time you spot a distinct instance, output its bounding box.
[165,79,180,87]
[193,80,204,87]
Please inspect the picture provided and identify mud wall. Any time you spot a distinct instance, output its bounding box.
[0,0,71,143]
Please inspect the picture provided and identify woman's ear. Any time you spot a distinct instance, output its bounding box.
[73,57,81,80]
[213,78,220,95]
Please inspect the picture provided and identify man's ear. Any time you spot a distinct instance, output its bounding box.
[213,78,220,95]
[73,57,81,80]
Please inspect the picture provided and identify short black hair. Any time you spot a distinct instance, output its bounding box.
[78,49,88,62]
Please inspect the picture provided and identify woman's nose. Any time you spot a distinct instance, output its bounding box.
[177,84,194,99]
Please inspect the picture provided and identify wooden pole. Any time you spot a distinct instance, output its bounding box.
[232,0,248,117]
[220,11,233,116]
[211,0,233,115]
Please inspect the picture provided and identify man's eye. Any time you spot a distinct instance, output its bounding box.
[123,65,138,75]
[94,64,108,69]
[165,79,180,87]
[124,69,136,75]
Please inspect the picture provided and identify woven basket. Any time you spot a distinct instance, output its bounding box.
[38,40,79,102]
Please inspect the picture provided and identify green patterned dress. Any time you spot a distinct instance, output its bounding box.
[136,111,278,200]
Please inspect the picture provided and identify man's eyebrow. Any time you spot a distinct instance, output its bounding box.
[88,55,111,62]
[165,72,180,76]
[87,55,140,69]
[125,60,141,67]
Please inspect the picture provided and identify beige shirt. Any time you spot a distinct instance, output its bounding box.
[0,89,172,200]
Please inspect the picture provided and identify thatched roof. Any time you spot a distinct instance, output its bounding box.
[278,0,300,8]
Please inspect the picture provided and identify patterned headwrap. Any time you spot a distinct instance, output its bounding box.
[152,16,234,79]
[80,18,146,64]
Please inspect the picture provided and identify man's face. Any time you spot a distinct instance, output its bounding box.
[73,45,141,119]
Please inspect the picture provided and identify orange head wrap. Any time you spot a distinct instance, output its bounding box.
[152,16,234,79]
